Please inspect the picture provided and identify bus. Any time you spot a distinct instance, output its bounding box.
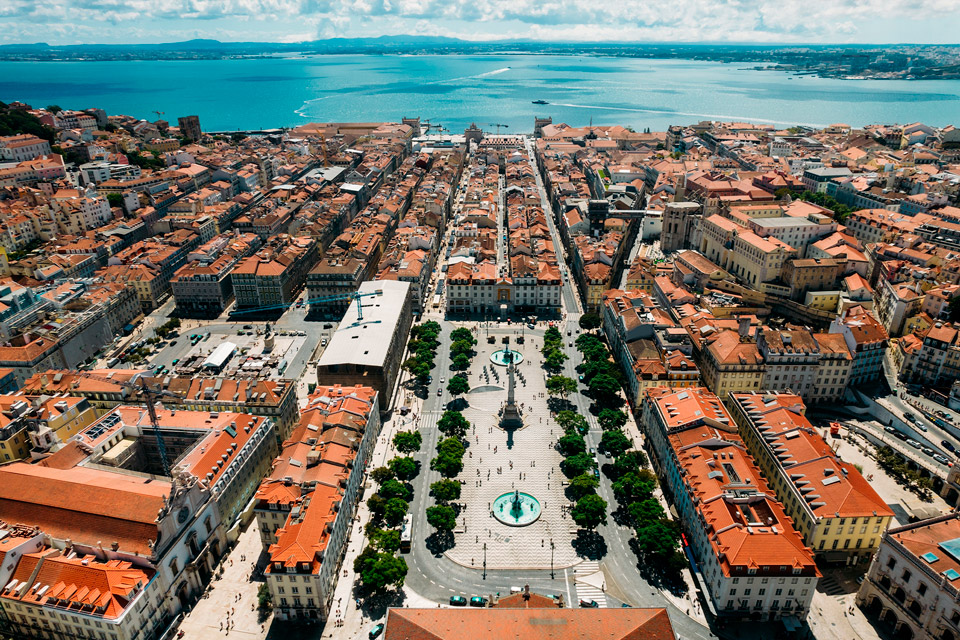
[399,515,413,553]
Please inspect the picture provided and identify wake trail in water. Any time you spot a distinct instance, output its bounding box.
[550,102,826,128]
[425,67,512,85]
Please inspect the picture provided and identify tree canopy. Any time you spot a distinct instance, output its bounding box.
[354,547,408,593]
[383,498,409,527]
[579,313,602,331]
[393,430,422,454]
[426,505,457,532]
[600,430,633,458]
[387,456,419,481]
[429,479,462,502]
[557,432,587,457]
[378,479,412,502]
[447,374,470,397]
[546,375,577,397]
[437,411,470,439]
[571,494,608,530]
[568,473,599,500]
[598,408,627,431]
[561,452,595,479]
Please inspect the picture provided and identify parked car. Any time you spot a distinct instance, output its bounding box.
[934,454,951,465]
[906,439,923,449]
[449,596,467,606]
[922,447,935,456]
[884,426,897,434]
[943,440,958,454]
[580,599,599,608]
[470,596,488,607]
[321,338,328,347]
[369,623,385,639]
[893,430,908,441]
[904,412,917,423]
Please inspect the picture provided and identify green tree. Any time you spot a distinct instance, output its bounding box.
[451,353,471,370]
[612,470,657,504]
[556,410,589,436]
[600,430,633,458]
[628,498,665,526]
[430,479,462,502]
[383,498,409,527]
[579,313,602,331]
[354,547,408,593]
[378,479,412,502]
[367,494,387,521]
[546,375,577,397]
[257,583,272,610]
[575,333,603,351]
[450,327,475,343]
[426,505,458,532]
[571,494,608,530]
[436,436,465,459]
[561,452,595,478]
[634,520,681,560]
[437,411,470,439]
[393,430,422,455]
[430,453,464,478]
[45,105,63,114]
[388,456,419,481]
[557,432,587,457]
[369,527,401,553]
[412,361,432,385]
[598,408,627,431]
[588,374,621,401]
[106,192,124,209]
[450,339,475,357]
[568,473,600,500]
[544,349,568,372]
[447,374,470,398]
[579,358,621,384]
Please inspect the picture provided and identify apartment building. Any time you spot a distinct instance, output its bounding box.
[729,232,797,289]
[232,235,319,311]
[856,513,960,640]
[729,392,893,564]
[0,394,98,462]
[0,135,52,162]
[22,371,299,442]
[306,258,367,317]
[829,305,889,385]
[758,330,820,401]
[641,387,819,621]
[699,329,765,399]
[257,385,380,622]
[876,279,925,337]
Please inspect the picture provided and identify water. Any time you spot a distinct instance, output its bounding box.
[1,54,958,133]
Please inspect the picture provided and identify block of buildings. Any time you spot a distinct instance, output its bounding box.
[641,387,819,621]
[316,281,412,411]
[256,385,380,622]
[729,392,894,563]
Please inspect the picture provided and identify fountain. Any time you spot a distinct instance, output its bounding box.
[490,345,524,367]
[492,490,542,527]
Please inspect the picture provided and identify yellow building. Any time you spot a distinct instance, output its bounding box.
[728,392,895,564]
[0,394,98,461]
[699,330,765,398]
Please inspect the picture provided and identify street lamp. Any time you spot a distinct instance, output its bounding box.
[550,539,555,580]
[483,543,487,580]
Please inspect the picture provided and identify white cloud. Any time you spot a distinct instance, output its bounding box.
[1,0,959,43]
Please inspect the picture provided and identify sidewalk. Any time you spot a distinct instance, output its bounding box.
[177,522,269,640]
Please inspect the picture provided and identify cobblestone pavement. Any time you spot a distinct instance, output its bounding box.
[178,522,269,640]
[444,335,581,571]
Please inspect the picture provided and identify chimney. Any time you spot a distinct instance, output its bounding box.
[738,316,750,338]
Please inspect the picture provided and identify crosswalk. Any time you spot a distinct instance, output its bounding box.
[573,560,608,608]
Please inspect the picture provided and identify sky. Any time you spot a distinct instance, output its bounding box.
[2,0,960,45]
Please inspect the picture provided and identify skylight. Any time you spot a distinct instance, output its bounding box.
[921,552,939,563]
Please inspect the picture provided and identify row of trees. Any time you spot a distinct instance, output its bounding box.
[428,409,469,539]
[542,326,569,372]
[356,430,426,595]
[575,333,625,410]
[449,327,477,371]
[573,329,686,583]
[875,445,934,501]
[154,317,182,339]
[403,321,442,385]
[556,409,607,530]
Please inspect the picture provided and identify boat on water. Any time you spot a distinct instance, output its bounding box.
[532,100,548,105]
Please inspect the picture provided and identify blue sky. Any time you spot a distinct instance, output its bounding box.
[2,0,959,45]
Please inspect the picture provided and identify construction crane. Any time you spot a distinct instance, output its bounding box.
[489,123,509,134]
[153,110,165,121]
[318,132,329,167]
[231,289,383,321]
[76,371,184,476]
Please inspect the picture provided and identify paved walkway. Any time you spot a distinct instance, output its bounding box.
[444,333,580,571]
[178,522,269,640]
